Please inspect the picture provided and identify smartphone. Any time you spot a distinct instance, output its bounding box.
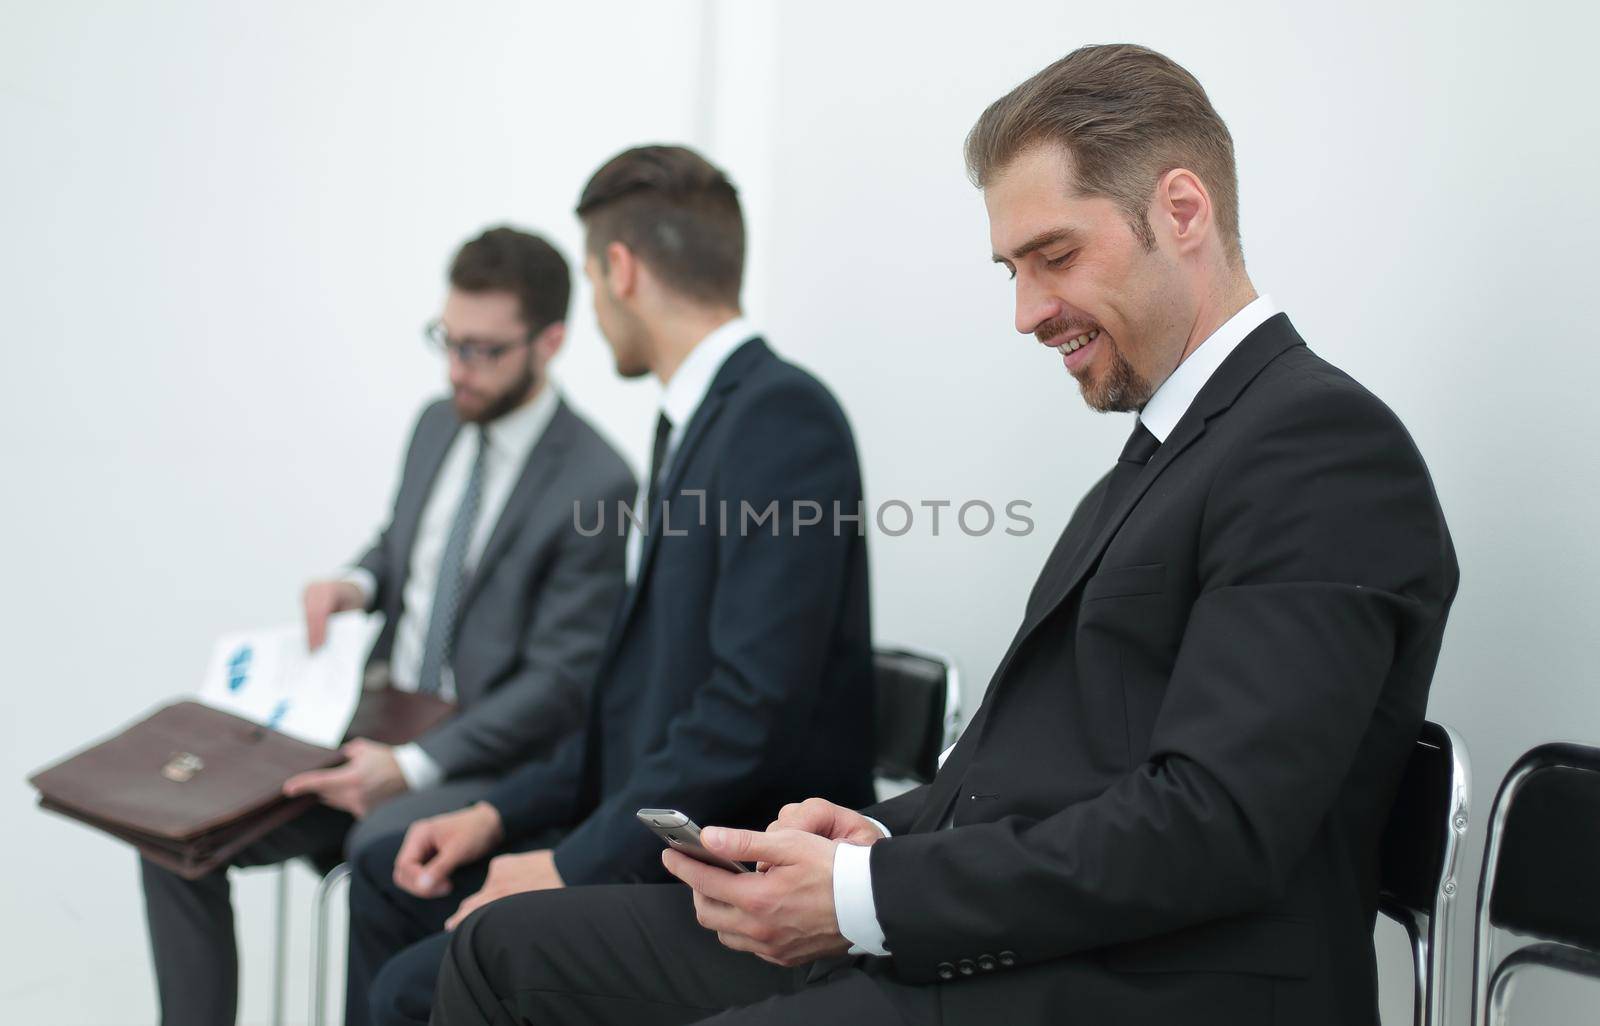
[636,808,753,873]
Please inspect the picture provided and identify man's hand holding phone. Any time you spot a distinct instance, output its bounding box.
[760,797,886,869]
[647,799,875,968]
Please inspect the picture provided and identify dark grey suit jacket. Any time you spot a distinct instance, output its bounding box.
[355,396,635,778]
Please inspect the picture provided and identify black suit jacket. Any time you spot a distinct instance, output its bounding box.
[862,315,1458,1026]
[486,338,876,885]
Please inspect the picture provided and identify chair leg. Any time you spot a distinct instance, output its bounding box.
[1410,931,1428,1026]
[272,864,289,1026]
[309,863,353,1026]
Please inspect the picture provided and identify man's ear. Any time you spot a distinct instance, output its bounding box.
[531,321,565,362]
[605,241,638,298]
[1156,167,1213,256]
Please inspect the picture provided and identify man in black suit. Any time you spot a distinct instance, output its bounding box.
[345,145,876,1026]
[427,45,1458,1026]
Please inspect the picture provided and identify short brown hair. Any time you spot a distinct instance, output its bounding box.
[966,44,1242,263]
[575,145,744,307]
[449,226,571,333]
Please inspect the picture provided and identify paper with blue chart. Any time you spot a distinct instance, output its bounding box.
[196,611,383,748]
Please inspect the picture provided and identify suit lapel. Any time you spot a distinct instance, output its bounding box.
[607,337,769,646]
[458,399,575,611]
[387,410,460,611]
[983,316,1305,715]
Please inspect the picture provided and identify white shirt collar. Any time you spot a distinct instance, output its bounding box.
[1138,294,1279,443]
[482,380,560,462]
[658,316,758,431]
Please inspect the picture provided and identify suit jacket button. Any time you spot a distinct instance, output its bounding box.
[978,954,997,972]
[936,962,956,980]
[998,950,1017,967]
[957,958,976,976]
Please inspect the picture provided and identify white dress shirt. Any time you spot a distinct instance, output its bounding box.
[624,317,758,583]
[341,382,560,789]
[832,294,1282,957]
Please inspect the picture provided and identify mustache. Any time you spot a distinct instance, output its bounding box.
[1034,317,1103,345]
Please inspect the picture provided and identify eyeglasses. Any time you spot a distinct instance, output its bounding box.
[423,319,533,368]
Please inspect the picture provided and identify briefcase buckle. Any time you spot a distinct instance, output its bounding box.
[161,752,205,783]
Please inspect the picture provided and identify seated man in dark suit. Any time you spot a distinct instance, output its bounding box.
[138,226,635,1026]
[345,145,876,1026]
[426,45,1460,1026]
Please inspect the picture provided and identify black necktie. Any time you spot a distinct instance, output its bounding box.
[1088,419,1161,539]
[645,412,673,516]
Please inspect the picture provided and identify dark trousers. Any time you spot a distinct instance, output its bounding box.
[430,884,939,1025]
[139,779,495,1026]
[349,829,557,1026]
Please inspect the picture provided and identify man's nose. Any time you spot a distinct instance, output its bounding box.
[1014,273,1061,336]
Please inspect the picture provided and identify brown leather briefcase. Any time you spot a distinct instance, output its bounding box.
[28,688,454,879]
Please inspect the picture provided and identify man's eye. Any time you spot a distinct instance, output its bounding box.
[1045,250,1077,269]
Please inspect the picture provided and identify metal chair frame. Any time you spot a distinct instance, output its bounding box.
[1376,721,1471,1026]
[277,645,963,1026]
[1472,742,1600,1026]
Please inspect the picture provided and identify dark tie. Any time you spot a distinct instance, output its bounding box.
[417,427,488,694]
[645,412,673,516]
[1088,419,1162,540]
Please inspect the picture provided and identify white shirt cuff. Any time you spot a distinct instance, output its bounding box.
[392,742,442,791]
[833,837,891,957]
[338,567,377,609]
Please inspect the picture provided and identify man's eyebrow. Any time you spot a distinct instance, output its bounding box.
[992,226,1082,265]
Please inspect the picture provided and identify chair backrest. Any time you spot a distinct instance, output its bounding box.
[1380,720,1468,916]
[1377,720,1470,1026]
[1472,741,1600,1024]
[872,647,957,784]
[1481,743,1600,948]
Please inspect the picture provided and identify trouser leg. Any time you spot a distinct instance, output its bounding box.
[139,803,350,1026]
[347,831,491,1026]
[431,884,808,1026]
[369,933,453,1026]
[431,884,939,1026]
[140,855,238,1026]
[348,817,555,1026]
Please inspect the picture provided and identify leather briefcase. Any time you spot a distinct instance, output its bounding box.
[28,688,454,879]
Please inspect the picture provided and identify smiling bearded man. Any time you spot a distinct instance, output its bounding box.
[424,43,1459,1026]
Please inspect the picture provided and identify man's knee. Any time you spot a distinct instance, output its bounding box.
[446,893,536,993]
[371,933,453,1026]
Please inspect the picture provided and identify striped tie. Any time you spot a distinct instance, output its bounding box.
[416,427,488,694]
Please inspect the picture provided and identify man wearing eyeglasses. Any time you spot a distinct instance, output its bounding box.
[138,225,636,1026]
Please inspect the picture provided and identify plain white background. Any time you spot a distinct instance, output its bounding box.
[4,1,1597,1023]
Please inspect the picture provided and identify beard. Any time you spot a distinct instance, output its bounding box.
[1078,341,1154,413]
[1036,315,1155,414]
[454,359,539,424]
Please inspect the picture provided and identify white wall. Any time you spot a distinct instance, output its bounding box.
[3,1,1598,1023]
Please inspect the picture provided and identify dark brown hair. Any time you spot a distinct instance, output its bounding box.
[449,226,571,333]
[575,145,744,307]
[966,44,1242,263]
